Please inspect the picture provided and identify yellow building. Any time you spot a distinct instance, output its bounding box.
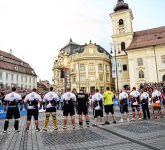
[110,0,165,90]
[52,39,113,94]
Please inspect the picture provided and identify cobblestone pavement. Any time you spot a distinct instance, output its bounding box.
[0,107,165,150]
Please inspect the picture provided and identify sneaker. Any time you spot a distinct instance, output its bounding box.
[131,118,135,121]
[63,126,67,129]
[72,126,75,129]
[36,128,40,132]
[119,119,124,123]
[104,121,110,125]
[3,130,7,133]
[42,128,47,131]
[54,127,58,130]
[92,124,97,127]
[127,118,130,122]
[138,118,142,120]
[15,130,20,133]
[113,121,116,124]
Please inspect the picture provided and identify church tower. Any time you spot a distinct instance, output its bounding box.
[110,0,134,52]
[110,0,134,90]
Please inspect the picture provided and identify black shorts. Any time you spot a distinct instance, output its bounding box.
[104,104,114,115]
[77,106,88,115]
[94,109,103,118]
[153,107,161,111]
[131,105,140,112]
[6,106,20,119]
[63,105,75,116]
[27,109,39,121]
[46,107,56,112]
[120,104,128,114]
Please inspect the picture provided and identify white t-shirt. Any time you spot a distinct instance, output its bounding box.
[141,92,149,100]
[4,92,22,103]
[119,91,128,100]
[43,92,59,108]
[92,93,104,110]
[24,92,42,109]
[130,90,140,105]
[61,92,76,102]
[152,90,161,103]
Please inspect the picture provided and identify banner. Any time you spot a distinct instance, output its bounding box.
[117,59,122,78]
[111,58,116,78]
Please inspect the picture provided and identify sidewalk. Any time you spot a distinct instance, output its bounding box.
[0,108,165,150]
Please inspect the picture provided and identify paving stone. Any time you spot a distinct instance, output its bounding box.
[0,107,165,149]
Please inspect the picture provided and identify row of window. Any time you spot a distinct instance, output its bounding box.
[0,72,36,83]
[78,64,110,71]
[137,55,165,66]
[72,73,110,82]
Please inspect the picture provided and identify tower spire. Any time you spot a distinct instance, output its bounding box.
[114,0,129,12]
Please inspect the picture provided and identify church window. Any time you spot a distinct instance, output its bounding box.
[80,74,85,81]
[80,64,85,71]
[90,75,95,81]
[119,19,124,26]
[123,64,127,71]
[161,55,165,63]
[121,42,126,50]
[106,73,110,81]
[137,58,143,66]
[99,74,103,81]
[89,64,95,71]
[139,70,144,78]
[98,64,103,70]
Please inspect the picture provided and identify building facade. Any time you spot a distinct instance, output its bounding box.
[110,0,165,90]
[0,50,37,89]
[52,40,112,94]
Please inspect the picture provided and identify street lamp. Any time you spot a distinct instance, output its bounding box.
[59,50,72,92]
[110,42,128,92]
[110,43,121,92]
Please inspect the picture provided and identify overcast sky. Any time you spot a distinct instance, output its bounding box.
[0,0,165,83]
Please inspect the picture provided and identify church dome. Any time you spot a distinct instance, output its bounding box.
[114,0,129,12]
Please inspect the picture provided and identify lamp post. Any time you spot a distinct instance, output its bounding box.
[110,43,121,92]
[59,50,72,92]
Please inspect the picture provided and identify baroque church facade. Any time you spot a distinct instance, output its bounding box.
[52,39,112,94]
[111,0,165,90]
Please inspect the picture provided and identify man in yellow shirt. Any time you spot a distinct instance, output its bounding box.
[103,87,116,124]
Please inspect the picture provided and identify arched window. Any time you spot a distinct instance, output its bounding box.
[121,42,126,50]
[139,70,144,78]
[163,75,165,81]
[119,19,124,26]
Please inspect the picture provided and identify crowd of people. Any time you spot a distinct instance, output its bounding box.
[0,82,165,133]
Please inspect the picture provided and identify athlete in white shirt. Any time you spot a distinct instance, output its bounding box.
[151,87,163,119]
[24,88,42,131]
[43,87,59,131]
[61,87,76,129]
[92,89,104,126]
[3,87,23,133]
[119,88,129,123]
[130,87,142,121]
